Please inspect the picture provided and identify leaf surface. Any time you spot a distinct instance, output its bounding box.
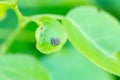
[0,54,50,80]
[40,42,116,80]
[62,6,120,76]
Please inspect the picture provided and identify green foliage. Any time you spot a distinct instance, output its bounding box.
[1,0,120,80]
[41,42,116,80]
[0,54,50,80]
[35,16,67,54]
[62,6,120,76]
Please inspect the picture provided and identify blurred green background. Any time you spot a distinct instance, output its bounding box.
[0,0,120,80]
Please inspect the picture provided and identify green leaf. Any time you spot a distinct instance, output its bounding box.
[0,4,8,21]
[62,6,120,76]
[35,16,67,54]
[40,42,116,80]
[0,54,50,80]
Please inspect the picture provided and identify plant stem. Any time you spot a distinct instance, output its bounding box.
[30,14,65,27]
[0,28,35,42]
[0,26,22,55]
[12,5,23,21]
[31,14,65,20]
[15,0,18,5]
[0,18,30,56]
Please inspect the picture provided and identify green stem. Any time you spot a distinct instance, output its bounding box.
[0,26,22,55]
[15,0,18,5]
[12,5,23,21]
[0,28,35,42]
[31,14,65,20]
[30,14,65,27]
[0,18,30,57]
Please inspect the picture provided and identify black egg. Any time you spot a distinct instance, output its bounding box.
[51,37,60,46]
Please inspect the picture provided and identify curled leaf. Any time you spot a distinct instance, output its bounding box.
[35,16,67,54]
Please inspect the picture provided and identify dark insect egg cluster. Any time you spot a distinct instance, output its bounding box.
[51,37,60,46]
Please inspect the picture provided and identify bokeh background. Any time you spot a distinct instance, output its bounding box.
[0,0,120,80]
